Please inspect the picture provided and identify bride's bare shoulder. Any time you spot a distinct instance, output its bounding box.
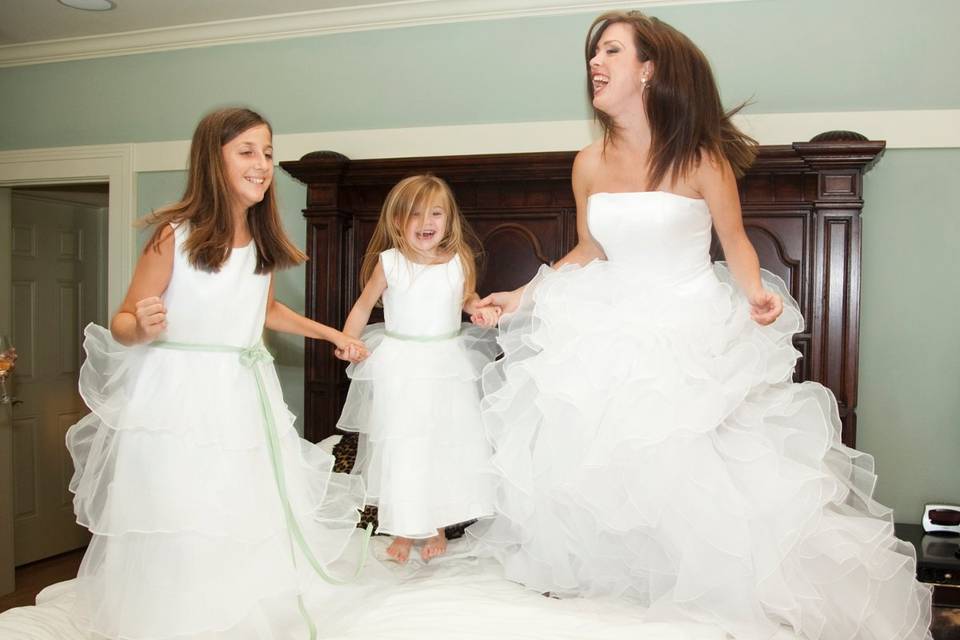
[573,141,604,187]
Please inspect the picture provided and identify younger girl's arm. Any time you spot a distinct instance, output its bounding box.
[476,145,605,315]
[696,153,783,326]
[264,277,369,361]
[339,261,388,359]
[110,226,175,346]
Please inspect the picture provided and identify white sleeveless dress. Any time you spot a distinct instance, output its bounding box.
[470,192,933,640]
[338,249,498,539]
[64,223,368,639]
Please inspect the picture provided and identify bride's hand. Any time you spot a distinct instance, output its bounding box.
[749,289,783,326]
[477,289,522,315]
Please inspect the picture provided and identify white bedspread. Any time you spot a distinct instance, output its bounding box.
[0,538,801,640]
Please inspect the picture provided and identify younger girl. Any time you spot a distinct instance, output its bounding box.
[66,107,369,640]
[337,175,499,564]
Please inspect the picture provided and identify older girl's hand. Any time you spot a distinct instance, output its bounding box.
[749,289,783,326]
[134,296,167,343]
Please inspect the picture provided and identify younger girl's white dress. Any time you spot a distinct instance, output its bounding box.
[65,224,367,639]
[471,192,933,640]
[338,249,498,539]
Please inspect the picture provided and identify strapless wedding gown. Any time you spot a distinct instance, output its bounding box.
[470,191,932,640]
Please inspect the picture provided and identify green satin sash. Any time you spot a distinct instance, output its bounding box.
[384,328,461,342]
[152,340,371,639]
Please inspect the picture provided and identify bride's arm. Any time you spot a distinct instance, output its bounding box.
[697,153,782,326]
[554,146,607,268]
[478,147,606,314]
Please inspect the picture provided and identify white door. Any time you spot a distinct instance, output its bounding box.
[10,192,106,564]
[0,187,14,594]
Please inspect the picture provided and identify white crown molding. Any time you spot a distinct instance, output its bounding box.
[0,0,749,68]
[130,109,960,173]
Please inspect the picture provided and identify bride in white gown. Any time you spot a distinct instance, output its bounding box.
[470,10,933,640]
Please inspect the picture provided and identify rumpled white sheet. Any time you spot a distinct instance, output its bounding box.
[0,537,803,640]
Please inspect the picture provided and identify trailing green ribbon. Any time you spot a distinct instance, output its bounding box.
[152,339,371,639]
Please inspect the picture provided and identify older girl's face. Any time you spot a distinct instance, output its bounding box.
[221,124,273,213]
[589,22,652,114]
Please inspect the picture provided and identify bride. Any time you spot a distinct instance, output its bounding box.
[472,10,933,640]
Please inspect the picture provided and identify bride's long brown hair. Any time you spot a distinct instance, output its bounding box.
[142,107,305,273]
[586,11,757,188]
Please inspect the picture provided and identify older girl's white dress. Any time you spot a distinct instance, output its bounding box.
[338,249,497,539]
[64,223,367,639]
[471,192,933,640]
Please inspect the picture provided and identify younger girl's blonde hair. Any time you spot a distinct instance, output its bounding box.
[360,174,480,299]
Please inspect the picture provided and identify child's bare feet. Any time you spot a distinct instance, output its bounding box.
[386,537,413,563]
[420,529,447,562]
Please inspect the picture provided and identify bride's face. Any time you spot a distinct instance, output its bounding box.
[589,22,651,115]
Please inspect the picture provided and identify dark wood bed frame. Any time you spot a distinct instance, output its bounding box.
[281,132,884,448]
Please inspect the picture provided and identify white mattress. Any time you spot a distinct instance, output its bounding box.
[0,538,802,640]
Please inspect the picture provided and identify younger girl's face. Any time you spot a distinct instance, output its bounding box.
[221,124,273,213]
[403,200,448,257]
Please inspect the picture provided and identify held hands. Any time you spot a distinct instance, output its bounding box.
[749,289,783,326]
[134,296,167,343]
[470,305,501,328]
[333,332,369,363]
[476,289,522,317]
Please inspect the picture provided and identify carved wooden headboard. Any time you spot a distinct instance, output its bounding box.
[281,133,884,448]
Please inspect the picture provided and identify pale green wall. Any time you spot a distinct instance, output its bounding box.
[859,150,960,522]
[2,0,959,150]
[3,0,959,523]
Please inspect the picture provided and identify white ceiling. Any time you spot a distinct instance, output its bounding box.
[0,0,750,45]
[0,0,747,67]
[0,0,390,45]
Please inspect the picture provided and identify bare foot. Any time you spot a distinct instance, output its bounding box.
[420,529,447,562]
[386,537,413,564]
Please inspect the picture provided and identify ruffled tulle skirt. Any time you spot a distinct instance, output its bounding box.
[338,324,499,538]
[470,261,932,640]
[65,324,367,640]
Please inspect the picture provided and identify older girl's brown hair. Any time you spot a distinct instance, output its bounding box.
[586,10,757,188]
[360,175,480,301]
[142,107,305,273]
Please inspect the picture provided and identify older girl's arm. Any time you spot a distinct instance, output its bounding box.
[265,277,369,358]
[110,226,174,346]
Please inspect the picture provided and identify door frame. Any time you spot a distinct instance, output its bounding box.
[0,187,12,595]
[0,144,135,594]
[0,144,136,313]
